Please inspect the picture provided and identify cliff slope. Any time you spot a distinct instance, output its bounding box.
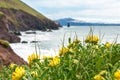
[0,42,27,68]
[0,0,61,31]
[0,0,61,42]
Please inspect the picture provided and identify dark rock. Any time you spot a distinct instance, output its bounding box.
[0,31,20,43]
[25,31,36,34]
[0,15,20,43]
[30,41,40,43]
[9,31,22,36]
[21,41,28,43]
[13,31,21,36]
[47,29,52,32]
[0,44,27,68]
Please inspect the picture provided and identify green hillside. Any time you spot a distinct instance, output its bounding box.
[0,0,46,19]
[0,0,60,32]
[0,0,60,43]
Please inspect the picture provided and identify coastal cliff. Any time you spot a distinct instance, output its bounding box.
[0,8,61,31]
[0,41,27,68]
[0,0,61,66]
[0,0,61,43]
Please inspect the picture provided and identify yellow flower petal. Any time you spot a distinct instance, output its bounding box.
[27,53,40,65]
[12,66,25,80]
[114,70,120,79]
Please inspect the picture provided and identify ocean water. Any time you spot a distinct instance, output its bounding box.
[10,26,120,61]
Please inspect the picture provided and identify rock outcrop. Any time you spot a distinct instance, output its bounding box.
[0,31,20,43]
[0,44,27,68]
[0,15,20,43]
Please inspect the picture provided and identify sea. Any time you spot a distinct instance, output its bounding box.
[10,26,120,61]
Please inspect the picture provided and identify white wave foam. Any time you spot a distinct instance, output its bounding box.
[10,43,59,62]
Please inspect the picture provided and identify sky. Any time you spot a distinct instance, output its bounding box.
[21,0,120,23]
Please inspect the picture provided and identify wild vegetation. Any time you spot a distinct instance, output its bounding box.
[0,31,120,80]
[0,39,10,48]
[0,0,45,19]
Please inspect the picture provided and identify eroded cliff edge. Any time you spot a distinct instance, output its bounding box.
[0,8,61,42]
[0,43,27,68]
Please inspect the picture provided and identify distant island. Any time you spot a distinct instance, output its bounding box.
[56,18,120,26]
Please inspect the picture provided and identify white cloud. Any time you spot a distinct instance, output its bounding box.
[21,0,120,23]
[22,0,83,8]
[46,9,120,23]
[22,0,120,8]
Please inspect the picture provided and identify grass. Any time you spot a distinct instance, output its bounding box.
[0,32,120,80]
[0,11,4,15]
[0,0,46,19]
[0,0,49,28]
[0,39,10,48]
[0,11,4,18]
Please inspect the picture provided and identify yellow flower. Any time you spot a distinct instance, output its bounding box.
[114,79,120,80]
[105,42,111,48]
[28,53,40,65]
[10,63,17,69]
[85,35,99,44]
[114,70,120,79]
[48,56,60,66]
[94,75,105,80]
[12,67,25,80]
[59,47,69,56]
[31,71,38,77]
[92,36,99,42]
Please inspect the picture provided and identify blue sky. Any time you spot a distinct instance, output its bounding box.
[21,0,120,23]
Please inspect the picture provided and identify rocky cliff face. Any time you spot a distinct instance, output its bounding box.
[0,14,20,43]
[0,0,61,43]
[0,44,27,68]
[0,8,61,31]
[0,8,61,42]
